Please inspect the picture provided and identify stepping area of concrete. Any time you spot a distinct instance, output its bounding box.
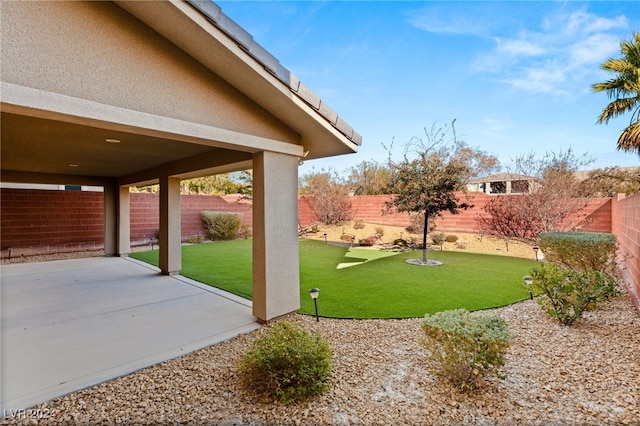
[1,256,259,411]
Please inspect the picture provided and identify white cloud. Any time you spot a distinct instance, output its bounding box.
[474,7,630,95]
[407,4,495,37]
[495,38,547,57]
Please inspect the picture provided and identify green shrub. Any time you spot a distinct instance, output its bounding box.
[430,232,446,249]
[420,309,511,391]
[528,262,620,326]
[445,234,459,243]
[353,219,366,229]
[201,211,241,241]
[239,321,332,404]
[538,232,619,278]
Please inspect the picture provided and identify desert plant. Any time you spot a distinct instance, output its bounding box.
[374,226,384,236]
[201,211,241,241]
[239,321,332,404]
[238,225,252,239]
[420,309,511,391]
[300,170,353,225]
[455,240,468,250]
[538,232,621,283]
[340,233,356,243]
[358,236,378,246]
[527,262,620,326]
[445,234,459,243]
[393,238,408,247]
[186,235,205,244]
[353,219,366,229]
[430,232,446,249]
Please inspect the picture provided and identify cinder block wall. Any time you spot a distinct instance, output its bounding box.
[612,192,640,310]
[300,193,612,234]
[0,189,253,256]
[0,188,104,256]
[129,193,252,245]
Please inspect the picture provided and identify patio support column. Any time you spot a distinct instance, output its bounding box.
[118,186,131,256]
[252,151,300,322]
[104,182,131,256]
[159,176,181,275]
[104,182,117,256]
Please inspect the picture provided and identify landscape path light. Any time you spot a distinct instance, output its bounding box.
[533,246,539,261]
[523,275,533,300]
[309,288,320,322]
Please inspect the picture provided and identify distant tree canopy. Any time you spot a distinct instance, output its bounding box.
[578,167,640,196]
[130,171,253,197]
[345,160,392,195]
[182,172,252,196]
[592,32,640,155]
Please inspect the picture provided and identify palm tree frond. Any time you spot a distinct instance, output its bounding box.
[617,120,640,155]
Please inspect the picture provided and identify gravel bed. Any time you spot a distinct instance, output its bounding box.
[3,292,638,425]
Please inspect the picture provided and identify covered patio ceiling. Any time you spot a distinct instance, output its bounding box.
[0,111,253,186]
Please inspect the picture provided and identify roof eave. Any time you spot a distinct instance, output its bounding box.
[115,0,360,160]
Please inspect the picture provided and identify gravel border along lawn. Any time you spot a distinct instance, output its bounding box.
[4,292,638,425]
[2,239,639,425]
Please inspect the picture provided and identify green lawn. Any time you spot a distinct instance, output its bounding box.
[130,239,536,319]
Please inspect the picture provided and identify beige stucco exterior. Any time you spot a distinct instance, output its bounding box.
[1,1,360,322]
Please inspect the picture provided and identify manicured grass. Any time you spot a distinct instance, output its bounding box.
[130,239,536,319]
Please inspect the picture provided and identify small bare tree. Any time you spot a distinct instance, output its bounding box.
[477,148,594,240]
[300,169,353,225]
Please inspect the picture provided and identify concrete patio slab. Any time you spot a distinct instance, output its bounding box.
[1,256,260,411]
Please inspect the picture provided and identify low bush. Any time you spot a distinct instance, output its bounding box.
[353,219,366,229]
[393,238,408,247]
[239,321,332,404]
[430,232,446,249]
[186,235,205,244]
[238,225,252,239]
[455,240,468,250]
[527,262,620,326]
[374,226,385,237]
[445,234,459,243]
[340,233,355,242]
[420,309,511,391]
[538,232,620,279]
[358,235,378,246]
[201,211,241,241]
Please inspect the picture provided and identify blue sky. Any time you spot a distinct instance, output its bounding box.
[217,1,640,176]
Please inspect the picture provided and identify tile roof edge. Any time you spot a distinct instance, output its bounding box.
[187,0,362,146]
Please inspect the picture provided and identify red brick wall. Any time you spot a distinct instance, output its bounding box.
[0,189,254,256]
[612,192,640,310]
[0,188,104,256]
[300,193,612,234]
[0,188,619,254]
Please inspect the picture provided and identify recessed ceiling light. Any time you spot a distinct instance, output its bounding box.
[105,138,121,143]
[69,164,79,167]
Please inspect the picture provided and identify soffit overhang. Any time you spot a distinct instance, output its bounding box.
[115,0,361,161]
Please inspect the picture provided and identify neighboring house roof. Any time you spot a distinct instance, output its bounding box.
[471,173,536,184]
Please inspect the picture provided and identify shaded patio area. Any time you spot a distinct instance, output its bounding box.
[1,256,259,411]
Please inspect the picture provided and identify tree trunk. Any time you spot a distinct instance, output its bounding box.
[422,210,428,263]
